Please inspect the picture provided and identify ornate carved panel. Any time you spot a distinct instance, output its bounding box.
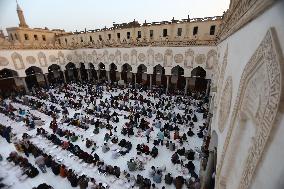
[147,48,154,66]
[115,50,122,65]
[138,53,146,62]
[66,54,73,62]
[123,53,129,62]
[195,54,206,65]
[103,50,108,63]
[217,0,274,41]
[155,53,163,63]
[164,49,173,67]
[218,76,233,132]
[174,54,184,64]
[82,51,87,63]
[184,49,194,68]
[26,56,36,64]
[131,49,137,65]
[87,54,93,62]
[38,52,47,67]
[49,55,57,63]
[0,57,9,66]
[58,51,65,65]
[109,54,115,62]
[92,50,97,64]
[97,54,103,62]
[11,52,24,70]
[206,49,217,69]
[76,51,82,62]
[216,28,283,189]
[215,45,229,108]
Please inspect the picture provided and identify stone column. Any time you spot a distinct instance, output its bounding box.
[77,68,82,81]
[86,69,90,81]
[206,80,211,96]
[89,69,93,81]
[184,77,189,96]
[62,71,67,83]
[201,151,216,189]
[107,71,111,83]
[22,77,29,94]
[149,74,153,90]
[119,72,122,81]
[166,75,170,95]
[44,73,49,86]
[134,73,137,89]
[97,70,100,81]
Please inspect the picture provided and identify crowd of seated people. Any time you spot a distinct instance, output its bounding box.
[12,133,109,189]
[0,80,211,189]
[6,151,39,178]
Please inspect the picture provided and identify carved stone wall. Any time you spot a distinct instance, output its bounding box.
[92,50,97,64]
[206,49,217,69]
[26,56,36,64]
[123,53,129,62]
[155,53,163,63]
[131,49,137,65]
[115,50,122,65]
[147,49,154,66]
[164,49,173,67]
[216,28,283,189]
[184,49,194,68]
[38,52,47,67]
[195,54,206,65]
[174,54,184,64]
[58,51,65,65]
[0,47,217,79]
[49,55,57,63]
[215,45,228,108]
[11,52,24,70]
[218,0,275,42]
[0,57,9,66]
[218,76,233,132]
[138,53,146,62]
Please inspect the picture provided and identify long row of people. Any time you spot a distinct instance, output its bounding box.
[0,81,210,189]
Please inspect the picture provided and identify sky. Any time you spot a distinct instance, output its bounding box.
[0,0,230,34]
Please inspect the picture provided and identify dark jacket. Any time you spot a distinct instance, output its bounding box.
[165,173,173,185]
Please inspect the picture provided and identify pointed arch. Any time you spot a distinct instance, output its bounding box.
[109,63,118,82]
[25,66,45,89]
[137,64,148,84]
[65,62,78,82]
[191,66,206,78]
[153,64,166,86]
[0,68,18,78]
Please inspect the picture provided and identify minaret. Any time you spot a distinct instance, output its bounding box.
[16,0,29,28]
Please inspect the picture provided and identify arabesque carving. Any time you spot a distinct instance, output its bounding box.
[216,28,283,189]
[184,49,194,68]
[206,49,217,69]
[26,56,36,64]
[147,49,155,66]
[174,54,184,64]
[164,49,173,67]
[218,76,233,132]
[38,52,47,67]
[138,53,146,62]
[0,57,9,66]
[11,52,24,70]
[195,54,206,65]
